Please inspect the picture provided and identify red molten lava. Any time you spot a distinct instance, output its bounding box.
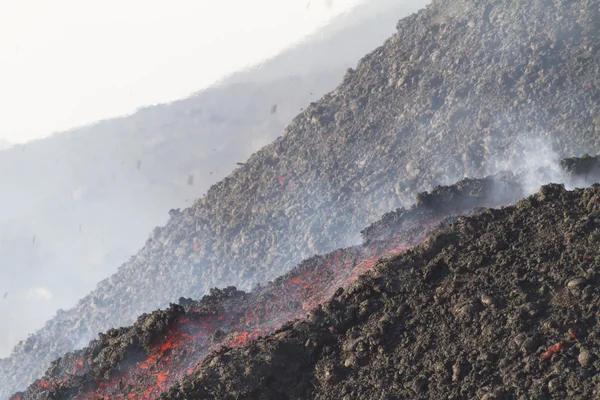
[30,217,444,399]
[541,341,565,360]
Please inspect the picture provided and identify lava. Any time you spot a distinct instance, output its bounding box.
[20,207,461,399]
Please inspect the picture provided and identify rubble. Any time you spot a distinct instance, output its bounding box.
[13,165,600,399]
[19,182,600,399]
[13,173,528,399]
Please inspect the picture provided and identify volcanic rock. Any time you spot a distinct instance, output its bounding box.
[147,183,600,400]
[12,173,524,399]
[0,0,423,394]
[7,0,600,396]
[13,167,600,399]
[579,348,594,368]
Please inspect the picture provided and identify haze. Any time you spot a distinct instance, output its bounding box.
[0,0,362,144]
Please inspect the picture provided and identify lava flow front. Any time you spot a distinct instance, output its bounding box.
[17,174,524,400]
[21,224,435,400]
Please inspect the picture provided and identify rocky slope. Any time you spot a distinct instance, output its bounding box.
[153,183,600,400]
[0,72,336,355]
[0,0,418,358]
[12,171,527,399]
[13,156,600,399]
[5,0,600,396]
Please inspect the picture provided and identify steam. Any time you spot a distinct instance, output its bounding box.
[486,134,592,195]
[486,134,564,193]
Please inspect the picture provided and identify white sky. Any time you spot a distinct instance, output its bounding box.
[0,0,364,144]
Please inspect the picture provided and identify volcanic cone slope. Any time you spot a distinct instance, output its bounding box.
[158,183,600,399]
[6,0,600,395]
[0,1,422,394]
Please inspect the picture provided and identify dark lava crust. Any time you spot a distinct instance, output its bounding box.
[159,183,600,400]
[8,0,600,395]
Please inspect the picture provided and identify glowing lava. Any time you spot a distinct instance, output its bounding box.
[21,215,447,400]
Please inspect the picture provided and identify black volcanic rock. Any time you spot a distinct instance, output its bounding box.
[6,0,600,396]
[0,1,423,395]
[360,171,523,243]
[156,183,600,400]
[560,153,600,183]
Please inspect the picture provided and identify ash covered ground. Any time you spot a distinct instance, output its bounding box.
[6,0,600,396]
[13,155,600,399]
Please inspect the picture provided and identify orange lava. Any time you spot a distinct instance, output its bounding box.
[47,214,447,400]
[541,341,565,360]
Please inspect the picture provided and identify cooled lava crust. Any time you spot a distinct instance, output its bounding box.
[13,155,600,399]
[160,183,600,400]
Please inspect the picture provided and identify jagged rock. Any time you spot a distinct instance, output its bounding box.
[12,174,531,399]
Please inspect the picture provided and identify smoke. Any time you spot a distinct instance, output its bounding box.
[486,134,567,194]
[0,139,12,151]
[485,133,595,198]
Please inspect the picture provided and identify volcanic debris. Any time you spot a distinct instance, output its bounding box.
[14,172,530,399]
[20,181,600,399]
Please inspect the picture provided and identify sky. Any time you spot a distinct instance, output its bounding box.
[0,0,364,144]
